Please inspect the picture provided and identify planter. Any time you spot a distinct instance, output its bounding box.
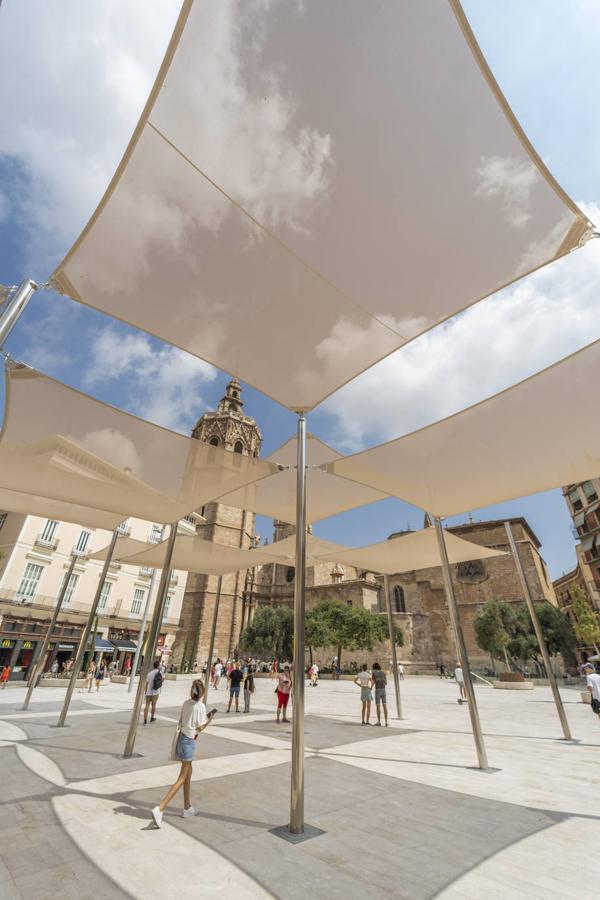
[493,681,533,691]
[499,672,526,683]
[38,678,87,689]
[581,691,591,705]
[110,675,138,684]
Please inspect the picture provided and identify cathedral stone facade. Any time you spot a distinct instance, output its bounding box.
[175,383,560,672]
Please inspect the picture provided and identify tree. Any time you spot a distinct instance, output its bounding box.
[306,600,403,669]
[239,606,294,660]
[507,603,577,672]
[473,599,515,672]
[570,585,600,653]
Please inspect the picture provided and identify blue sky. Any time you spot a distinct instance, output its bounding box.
[0,1,599,578]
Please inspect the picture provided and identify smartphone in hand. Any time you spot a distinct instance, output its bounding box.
[209,708,218,718]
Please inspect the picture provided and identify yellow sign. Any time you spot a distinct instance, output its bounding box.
[1,639,14,648]
[22,641,34,649]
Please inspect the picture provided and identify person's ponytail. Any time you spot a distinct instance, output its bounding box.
[191,679,205,702]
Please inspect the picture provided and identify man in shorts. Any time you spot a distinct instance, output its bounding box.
[584,663,600,716]
[371,662,388,726]
[227,662,244,713]
[144,659,162,724]
[454,663,466,703]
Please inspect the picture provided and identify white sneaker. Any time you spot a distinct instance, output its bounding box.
[151,806,163,828]
[182,806,198,818]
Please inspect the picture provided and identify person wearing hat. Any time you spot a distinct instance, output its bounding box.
[583,663,600,716]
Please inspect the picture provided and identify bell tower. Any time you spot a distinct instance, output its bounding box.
[178,378,261,668]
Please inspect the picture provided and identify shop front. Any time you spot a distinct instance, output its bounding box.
[110,638,138,674]
[2,638,39,681]
[46,642,78,675]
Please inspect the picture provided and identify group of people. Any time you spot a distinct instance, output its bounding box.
[353,663,390,726]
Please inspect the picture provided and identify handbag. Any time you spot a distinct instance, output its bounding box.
[591,697,600,715]
[169,724,182,761]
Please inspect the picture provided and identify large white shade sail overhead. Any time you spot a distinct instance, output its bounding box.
[327,340,600,518]
[257,533,350,568]
[0,487,124,532]
[216,434,388,524]
[0,362,278,524]
[95,533,280,576]
[50,1,590,411]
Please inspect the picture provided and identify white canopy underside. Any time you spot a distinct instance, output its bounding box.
[95,528,504,578]
[216,434,388,524]
[327,340,600,517]
[0,487,124,532]
[51,0,588,411]
[0,362,278,525]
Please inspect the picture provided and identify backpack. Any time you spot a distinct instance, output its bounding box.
[153,670,164,691]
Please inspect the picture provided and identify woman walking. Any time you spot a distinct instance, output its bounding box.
[354,663,373,725]
[243,664,255,713]
[276,665,292,723]
[151,679,216,827]
[94,661,106,692]
[371,662,388,726]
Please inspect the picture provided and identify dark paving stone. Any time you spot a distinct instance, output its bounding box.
[2,699,108,715]
[226,713,415,750]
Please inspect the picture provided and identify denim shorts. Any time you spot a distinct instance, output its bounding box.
[176,733,196,762]
[360,687,373,702]
[230,685,240,697]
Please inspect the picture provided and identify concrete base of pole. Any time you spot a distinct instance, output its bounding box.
[270,824,325,844]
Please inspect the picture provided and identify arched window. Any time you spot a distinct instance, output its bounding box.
[234,441,244,454]
[209,437,219,447]
[393,585,406,613]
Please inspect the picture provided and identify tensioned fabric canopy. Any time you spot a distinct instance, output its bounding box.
[89,536,152,562]
[216,434,388,524]
[237,529,504,575]
[94,533,279,576]
[50,0,590,411]
[0,487,124,532]
[327,340,600,518]
[0,362,277,524]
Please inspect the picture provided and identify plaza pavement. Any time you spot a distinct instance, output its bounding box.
[1,675,600,899]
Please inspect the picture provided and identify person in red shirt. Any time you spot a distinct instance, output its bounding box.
[276,666,292,723]
[0,665,11,688]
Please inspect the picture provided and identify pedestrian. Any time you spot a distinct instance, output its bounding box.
[124,657,132,676]
[454,663,466,703]
[275,665,292,723]
[144,659,163,724]
[95,661,106,692]
[86,661,96,693]
[371,662,388,726]
[51,660,59,678]
[151,679,217,827]
[226,662,244,713]
[439,662,446,678]
[213,658,223,690]
[583,663,600,716]
[398,663,404,680]
[0,665,11,689]
[271,658,279,681]
[354,663,373,725]
[243,665,255,713]
[310,663,319,687]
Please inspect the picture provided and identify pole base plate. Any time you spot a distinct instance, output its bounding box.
[270,823,325,844]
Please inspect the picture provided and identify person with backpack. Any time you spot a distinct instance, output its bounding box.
[144,659,163,725]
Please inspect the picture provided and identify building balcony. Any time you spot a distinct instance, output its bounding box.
[169,573,178,585]
[34,535,59,551]
[71,547,90,560]
[109,561,122,571]
[139,567,154,578]
[116,524,132,536]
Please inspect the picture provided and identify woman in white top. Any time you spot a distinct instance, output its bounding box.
[151,679,215,827]
[353,663,373,725]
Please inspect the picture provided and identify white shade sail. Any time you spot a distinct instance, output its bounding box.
[102,533,279,576]
[312,529,506,576]
[0,362,278,524]
[51,1,589,411]
[216,434,388,524]
[327,340,600,517]
[89,536,152,562]
[257,533,350,568]
[0,488,124,532]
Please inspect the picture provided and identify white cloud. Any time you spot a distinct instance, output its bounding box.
[318,207,600,451]
[0,0,182,274]
[475,155,537,229]
[84,328,217,432]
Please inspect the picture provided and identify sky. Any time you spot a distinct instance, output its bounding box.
[0,0,599,578]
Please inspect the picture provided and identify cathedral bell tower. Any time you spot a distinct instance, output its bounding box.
[177,378,261,668]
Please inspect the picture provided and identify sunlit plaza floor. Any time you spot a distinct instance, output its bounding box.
[1,674,600,899]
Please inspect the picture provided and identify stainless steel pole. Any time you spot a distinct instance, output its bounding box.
[0,278,37,347]
[23,554,78,710]
[504,521,572,740]
[383,574,403,719]
[204,574,223,703]
[433,516,489,769]
[122,522,178,758]
[290,413,307,835]
[56,527,121,727]
[127,536,164,693]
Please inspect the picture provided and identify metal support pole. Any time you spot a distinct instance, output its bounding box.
[433,516,489,769]
[290,413,307,835]
[122,522,178,758]
[127,543,163,693]
[383,574,403,719]
[204,575,223,703]
[56,527,121,727]
[0,278,37,348]
[23,554,78,710]
[504,521,572,740]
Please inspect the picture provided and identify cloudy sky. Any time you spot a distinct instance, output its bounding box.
[0,0,598,578]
